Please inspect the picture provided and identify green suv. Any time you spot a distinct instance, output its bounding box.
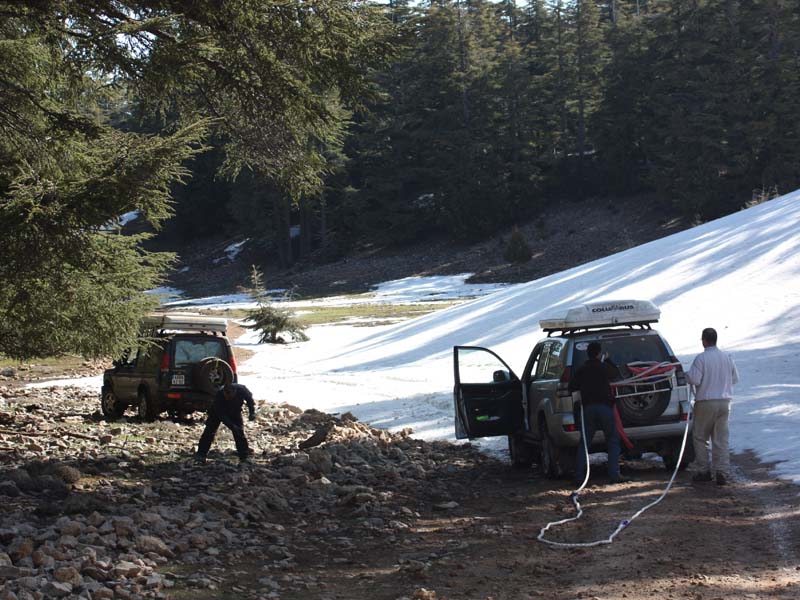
[101,314,237,421]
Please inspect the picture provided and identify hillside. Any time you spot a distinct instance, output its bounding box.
[163,194,691,298]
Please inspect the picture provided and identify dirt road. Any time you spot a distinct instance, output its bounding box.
[1,384,798,600]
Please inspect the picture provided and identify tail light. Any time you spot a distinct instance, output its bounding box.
[563,424,577,432]
[160,350,171,373]
[557,366,572,398]
[229,352,237,375]
[669,356,687,386]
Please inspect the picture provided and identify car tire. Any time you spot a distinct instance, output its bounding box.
[508,434,535,469]
[101,386,125,420]
[539,422,562,479]
[194,358,235,395]
[615,382,671,427]
[137,387,157,422]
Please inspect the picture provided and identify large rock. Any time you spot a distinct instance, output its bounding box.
[135,535,173,558]
[112,516,135,538]
[8,537,34,562]
[113,560,142,578]
[53,565,82,586]
[55,517,84,537]
[259,488,289,512]
[0,565,33,579]
[30,550,55,569]
[41,581,72,598]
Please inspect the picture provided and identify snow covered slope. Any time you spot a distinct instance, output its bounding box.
[242,190,800,482]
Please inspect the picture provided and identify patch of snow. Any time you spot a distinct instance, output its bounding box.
[119,211,140,226]
[213,239,249,264]
[165,292,254,310]
[28,375,103,391]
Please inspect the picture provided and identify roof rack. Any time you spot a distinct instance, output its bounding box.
[142,313,228,335]
[539,300,659,336]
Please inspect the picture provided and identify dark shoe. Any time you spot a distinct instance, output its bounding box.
[193,454,206,465]
[238,457,251,468]
[692,471,712,482]
[715,472,727,486]
[609,476,631,484]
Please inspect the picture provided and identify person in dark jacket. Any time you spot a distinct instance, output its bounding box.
[569,341,627,484]
[195,382,256,464]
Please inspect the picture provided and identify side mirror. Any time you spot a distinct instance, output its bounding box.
[492,369,510,383]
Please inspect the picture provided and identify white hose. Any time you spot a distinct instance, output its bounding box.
[537,361,691,548]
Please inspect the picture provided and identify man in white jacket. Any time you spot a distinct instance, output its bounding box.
[686,328,740,486]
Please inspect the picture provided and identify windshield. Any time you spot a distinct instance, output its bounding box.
[173,338,226,367]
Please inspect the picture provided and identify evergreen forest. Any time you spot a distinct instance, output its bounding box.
[170,0,800,263]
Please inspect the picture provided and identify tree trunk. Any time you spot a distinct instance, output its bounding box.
[318,189,328,251]
[299,197,312,258]
[273,194,293,268]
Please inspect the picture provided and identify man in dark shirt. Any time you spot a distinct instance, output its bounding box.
[195,382,256,465]
[569,341,626,484]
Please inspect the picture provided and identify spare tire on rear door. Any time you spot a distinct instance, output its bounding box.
[193,358,234,395]
[614,378,671,426]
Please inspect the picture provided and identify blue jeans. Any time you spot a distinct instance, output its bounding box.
[575,403,620,480]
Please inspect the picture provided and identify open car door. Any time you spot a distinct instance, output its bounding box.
[453,346,523,439]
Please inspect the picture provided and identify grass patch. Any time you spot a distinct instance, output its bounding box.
[200,300,464,327]
[294,301,461,326]
[0,354,95,370]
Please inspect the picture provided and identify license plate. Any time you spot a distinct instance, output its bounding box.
[171,374,186,386]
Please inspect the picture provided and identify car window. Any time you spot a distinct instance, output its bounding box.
[572,334,669,368]
[174,338,226,367]
[543,341,564,379]
[535,343,552,379]
[457,347,514,384]
[523,344,543,380]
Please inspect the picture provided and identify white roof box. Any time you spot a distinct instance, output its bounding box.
[142,313,228,334]
[539,300,660,332]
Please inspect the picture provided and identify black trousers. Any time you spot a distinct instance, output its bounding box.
[197,405,250,460]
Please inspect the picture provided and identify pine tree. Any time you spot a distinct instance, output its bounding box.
[245,267,308,344]
[593,2,654,194]
[0,1,394,359]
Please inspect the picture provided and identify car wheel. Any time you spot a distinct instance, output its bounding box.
[137,388,157,422]
[508,434,535,469]
[194,358,235,395]
[615,382,671,426]
[100,386,125,420]
[539,422,561,479]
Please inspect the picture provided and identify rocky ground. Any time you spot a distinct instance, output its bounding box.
[2,381,800,600]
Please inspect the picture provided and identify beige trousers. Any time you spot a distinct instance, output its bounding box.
[692,399,731,475]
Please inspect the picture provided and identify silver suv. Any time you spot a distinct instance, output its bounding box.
[453,300,693,477]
